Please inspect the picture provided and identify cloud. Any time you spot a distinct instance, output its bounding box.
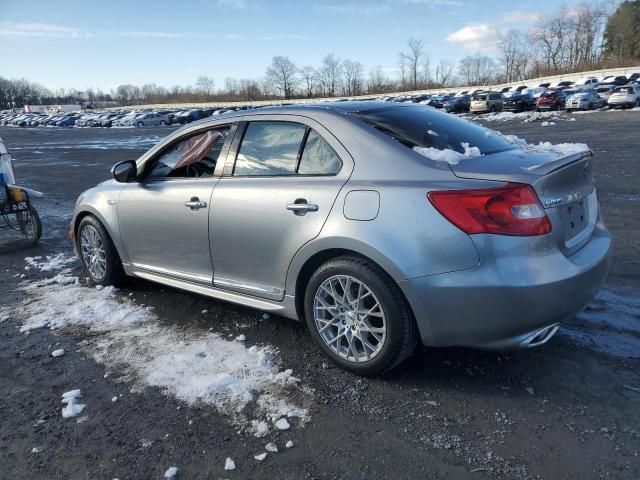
[500,10,540,24]
[259,33,306,41]
[0,22,250,41]
[0,22,84,37]
[445,24,499,52]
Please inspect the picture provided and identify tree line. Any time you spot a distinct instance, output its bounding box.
[1,1,639,109]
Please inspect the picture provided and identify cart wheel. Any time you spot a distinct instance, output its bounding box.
[17,206,42,245]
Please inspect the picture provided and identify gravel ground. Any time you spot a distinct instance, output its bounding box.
[0,111,639,480]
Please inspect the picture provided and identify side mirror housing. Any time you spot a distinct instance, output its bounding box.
[112,160,137,183]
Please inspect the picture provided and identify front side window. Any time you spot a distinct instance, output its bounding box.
[145,126,230,179]
[234,121,306,176]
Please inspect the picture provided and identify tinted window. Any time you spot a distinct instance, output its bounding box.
[298,131,342,175]
[354,106,517,155]
[234,121,306,176]
[146,127,230,179]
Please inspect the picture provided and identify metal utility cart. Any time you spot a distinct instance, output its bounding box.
[0,136,42,246]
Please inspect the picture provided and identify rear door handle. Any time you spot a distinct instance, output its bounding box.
[185,197,207,210]
[286,199,319,215]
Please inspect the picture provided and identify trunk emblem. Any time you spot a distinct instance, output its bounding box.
[544,198,563,207]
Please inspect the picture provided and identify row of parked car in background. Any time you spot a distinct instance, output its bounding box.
[382,73,640,114]
[2,73,639,128]
[0,106,243,129]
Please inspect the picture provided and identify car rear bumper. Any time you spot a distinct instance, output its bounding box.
[400,220,611,349]
[608,101,636,108]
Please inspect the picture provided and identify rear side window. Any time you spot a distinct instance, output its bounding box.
[354,106,517,155]
[234,122,306,176]
[298,131,342,175]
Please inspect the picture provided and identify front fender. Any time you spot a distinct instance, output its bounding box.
[72,184,128,265]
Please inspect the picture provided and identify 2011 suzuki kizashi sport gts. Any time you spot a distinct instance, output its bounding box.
[72,102,611,375]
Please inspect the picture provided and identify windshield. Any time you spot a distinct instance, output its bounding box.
[354,106,518,155]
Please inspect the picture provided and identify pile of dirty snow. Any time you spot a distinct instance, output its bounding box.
[11,255,310,433]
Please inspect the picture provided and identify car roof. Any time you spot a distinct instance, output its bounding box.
[184,101,419,129]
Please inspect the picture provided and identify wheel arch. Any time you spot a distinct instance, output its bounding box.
[288,240,409,323]
[73,207,127,264]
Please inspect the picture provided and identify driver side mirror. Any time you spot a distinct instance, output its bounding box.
[112,160,137,183]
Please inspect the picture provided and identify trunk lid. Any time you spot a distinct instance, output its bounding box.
[449,148,598,256]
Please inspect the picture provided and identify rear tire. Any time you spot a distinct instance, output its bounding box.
[76,215,125,286]
[160,120,166,126]
[137,121,144,128]
[304,256,418,375]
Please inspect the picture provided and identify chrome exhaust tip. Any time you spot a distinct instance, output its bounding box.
[520,323,559,348]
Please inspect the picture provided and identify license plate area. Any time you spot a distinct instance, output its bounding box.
[558,200,588,243]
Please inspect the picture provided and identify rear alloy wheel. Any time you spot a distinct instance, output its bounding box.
[160,120,166,126]
[77,216,125,286]
[304,256,418,375]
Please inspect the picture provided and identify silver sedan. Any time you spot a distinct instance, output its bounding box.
[72,102,611,374]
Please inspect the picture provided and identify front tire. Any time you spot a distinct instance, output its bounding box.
[304,256,418,375]
[137,121,144,128]
[76,216,125,286]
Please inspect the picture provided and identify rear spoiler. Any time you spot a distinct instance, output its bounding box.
[523,150,592,176]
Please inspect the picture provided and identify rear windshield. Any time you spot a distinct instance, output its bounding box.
[473,94,487,101]
[614,87,633,93]
[354,106,517,155]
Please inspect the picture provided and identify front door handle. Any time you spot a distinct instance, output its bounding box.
[185,197,207,210]
[286,199,319,215]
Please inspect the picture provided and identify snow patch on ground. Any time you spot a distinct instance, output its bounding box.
[465,110,564,123]
[11,255,310,430]
[24,254,75,272]
[61,389,86,418]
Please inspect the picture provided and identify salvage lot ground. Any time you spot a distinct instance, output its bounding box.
[0,110,639,480]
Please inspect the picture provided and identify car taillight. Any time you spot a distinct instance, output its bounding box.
[427,183,551,236]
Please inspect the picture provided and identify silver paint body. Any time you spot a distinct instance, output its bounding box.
[72,103,611,348]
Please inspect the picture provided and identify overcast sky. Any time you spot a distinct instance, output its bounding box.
[1,0,592,91]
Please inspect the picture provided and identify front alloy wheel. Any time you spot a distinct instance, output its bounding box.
[79,224,107,281]
[76,216,125,286]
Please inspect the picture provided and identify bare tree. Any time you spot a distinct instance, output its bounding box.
[317,54,341,97]
[341,59,364,96]
[458,54,495,85]
[498,29,528,82]
[265,56,298,99]
[397,53,408,89]
[299,66,316,98]
[196,75,216,98]
[400,38,425,89]
[434,59,454,87]
[367,65,387,93]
